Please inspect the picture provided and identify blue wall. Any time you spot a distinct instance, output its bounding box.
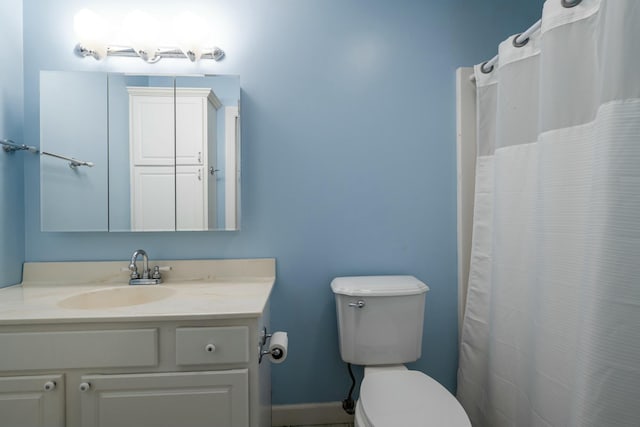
[20,0,542,404]
[0,0,25,288]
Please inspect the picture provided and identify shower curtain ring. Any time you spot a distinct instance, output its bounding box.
[481,61,494,74]
[561,0,582,8]
[513,33,530,48]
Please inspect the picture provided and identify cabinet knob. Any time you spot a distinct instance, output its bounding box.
[79,382,91,392]
[43,381,56,392]
[198,152,202,163]
[205,343,216,353]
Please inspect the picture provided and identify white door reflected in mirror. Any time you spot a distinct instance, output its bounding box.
[128,87,220,231]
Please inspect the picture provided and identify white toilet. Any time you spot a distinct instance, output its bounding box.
[331,275,471,427]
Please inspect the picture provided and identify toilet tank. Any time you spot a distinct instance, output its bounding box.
[331,276,429,365]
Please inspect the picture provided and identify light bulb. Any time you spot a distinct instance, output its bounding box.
[74,9,109,59]
[123,10,160,62]
[173,11,209,61]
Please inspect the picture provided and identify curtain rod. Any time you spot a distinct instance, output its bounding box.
[1,139,94,168]
[468,0,586,82]
[470,19,542,83]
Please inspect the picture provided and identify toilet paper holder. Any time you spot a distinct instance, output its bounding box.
[259,327,271,347]
[259,327,287,364]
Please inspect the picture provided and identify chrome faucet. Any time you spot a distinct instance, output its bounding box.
[129,249,162,285]
[129,249,149,279]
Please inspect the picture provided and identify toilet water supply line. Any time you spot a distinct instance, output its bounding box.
[342,363,357,415]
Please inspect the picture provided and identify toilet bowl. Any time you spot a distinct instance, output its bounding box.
[331,276,471,427]
[355,366,470,427]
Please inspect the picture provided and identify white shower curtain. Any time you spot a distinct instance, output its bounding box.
[457,1,640,426]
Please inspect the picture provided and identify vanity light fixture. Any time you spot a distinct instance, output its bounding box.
[73,9,225,63]
[73,9,109,60]
[122,10,161,63]
[173,11,209,62]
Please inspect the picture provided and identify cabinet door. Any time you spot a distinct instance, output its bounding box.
[131,166,176,231]
[80,370,248,427]
[176,95,207,165]
[0,374,65,427]
[176,165,208,230]
[130,93,175,166]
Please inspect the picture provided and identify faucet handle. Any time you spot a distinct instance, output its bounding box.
[128,263,140,279]
[152,266,162,280]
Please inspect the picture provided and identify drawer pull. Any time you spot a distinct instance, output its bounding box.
[176,326,249,365]
[79,382,91,392]
[43,381,56,392]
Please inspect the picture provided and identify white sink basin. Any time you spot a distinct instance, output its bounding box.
[58,286,176,310]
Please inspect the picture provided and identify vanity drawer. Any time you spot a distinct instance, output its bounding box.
[0,329,158,371]
[175,326,249,366]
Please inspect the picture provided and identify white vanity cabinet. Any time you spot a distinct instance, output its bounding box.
[0,320,270,427]
[0,374,65,427]
[128,87,221,231]
[79,370,249,427]
[0,259,275,427]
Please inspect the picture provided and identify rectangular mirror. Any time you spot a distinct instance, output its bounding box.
[40,71,241,232]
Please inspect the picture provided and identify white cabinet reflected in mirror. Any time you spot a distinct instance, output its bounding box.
[40,71,241,232]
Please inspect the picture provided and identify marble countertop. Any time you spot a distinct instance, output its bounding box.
[0,259,275,325]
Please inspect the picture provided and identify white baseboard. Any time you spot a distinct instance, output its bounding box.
[272,401,355,426]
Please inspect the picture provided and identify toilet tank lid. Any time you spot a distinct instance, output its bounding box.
[331,275,429,297]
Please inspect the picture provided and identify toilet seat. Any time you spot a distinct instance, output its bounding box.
[358,370,471,427]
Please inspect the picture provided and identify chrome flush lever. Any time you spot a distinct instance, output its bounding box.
[348,300,366,308]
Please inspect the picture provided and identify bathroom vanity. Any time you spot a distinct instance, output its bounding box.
[0,259,275,427]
